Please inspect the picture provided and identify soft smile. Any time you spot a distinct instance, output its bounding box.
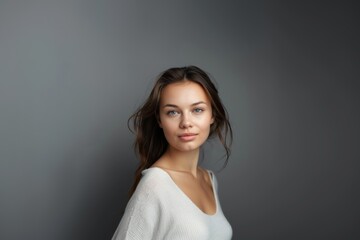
[178,133,198,141]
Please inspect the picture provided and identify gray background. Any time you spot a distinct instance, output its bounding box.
[0,0,359,239]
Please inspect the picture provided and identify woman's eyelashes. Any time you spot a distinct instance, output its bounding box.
[192,108,204,114]
[165,108,205,117]
[166,110,180,117]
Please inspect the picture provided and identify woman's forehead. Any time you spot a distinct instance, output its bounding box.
[160,81,210,106]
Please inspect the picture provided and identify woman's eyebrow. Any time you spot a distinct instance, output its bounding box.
[191,101,207,106]
[162,101,207,108]
[162,104,178,108]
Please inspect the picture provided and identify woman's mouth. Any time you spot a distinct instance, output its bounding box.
[178,133,197,141]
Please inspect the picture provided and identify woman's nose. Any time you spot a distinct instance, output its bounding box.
[180,113,192,128]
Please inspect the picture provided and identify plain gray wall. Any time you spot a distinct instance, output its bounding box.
[0,1,359,239]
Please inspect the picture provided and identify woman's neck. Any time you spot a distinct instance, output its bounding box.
[158,147,200,176]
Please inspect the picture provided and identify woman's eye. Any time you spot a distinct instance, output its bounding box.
[193,108,204,113]
[167,110,179,116]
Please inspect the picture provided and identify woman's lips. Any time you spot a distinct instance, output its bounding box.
[178,133,197,141]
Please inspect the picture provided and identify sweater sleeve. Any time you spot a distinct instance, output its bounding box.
[112,177,163,240]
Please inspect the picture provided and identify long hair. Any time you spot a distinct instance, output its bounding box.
[128,66,233,196]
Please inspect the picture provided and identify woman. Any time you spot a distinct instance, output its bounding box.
[112,66,233,240]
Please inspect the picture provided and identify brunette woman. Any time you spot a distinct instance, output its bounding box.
[112,66,233,240]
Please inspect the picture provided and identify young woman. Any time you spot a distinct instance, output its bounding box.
[112,66,233,240]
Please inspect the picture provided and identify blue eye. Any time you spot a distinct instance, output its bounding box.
[193,108,204,113]
[167,110,179,116]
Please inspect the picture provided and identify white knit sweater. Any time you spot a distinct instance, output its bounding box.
[112,167,232,240]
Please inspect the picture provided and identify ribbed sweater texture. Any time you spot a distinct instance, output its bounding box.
[112,167,232,240]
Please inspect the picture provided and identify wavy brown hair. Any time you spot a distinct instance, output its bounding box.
[128,66,232,196]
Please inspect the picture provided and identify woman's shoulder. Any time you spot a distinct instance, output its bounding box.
[140,167,171,183]
[198,167,219,191]
[132,167,172,198]
[113,168,171,239]
[197,166,216,181]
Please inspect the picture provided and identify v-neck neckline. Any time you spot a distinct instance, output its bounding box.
[145,167,219,217]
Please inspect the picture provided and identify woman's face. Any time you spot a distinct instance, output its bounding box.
[158,80,214,153]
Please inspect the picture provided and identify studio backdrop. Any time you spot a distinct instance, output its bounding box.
[0,1,359,239]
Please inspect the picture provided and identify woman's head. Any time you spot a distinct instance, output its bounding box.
[128,66,232,194]
[158,80,215,154]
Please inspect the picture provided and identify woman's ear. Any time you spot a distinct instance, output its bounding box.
[210,115,215,124]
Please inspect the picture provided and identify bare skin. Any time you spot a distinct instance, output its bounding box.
[153,156,216,215]
[152,81,217,215]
